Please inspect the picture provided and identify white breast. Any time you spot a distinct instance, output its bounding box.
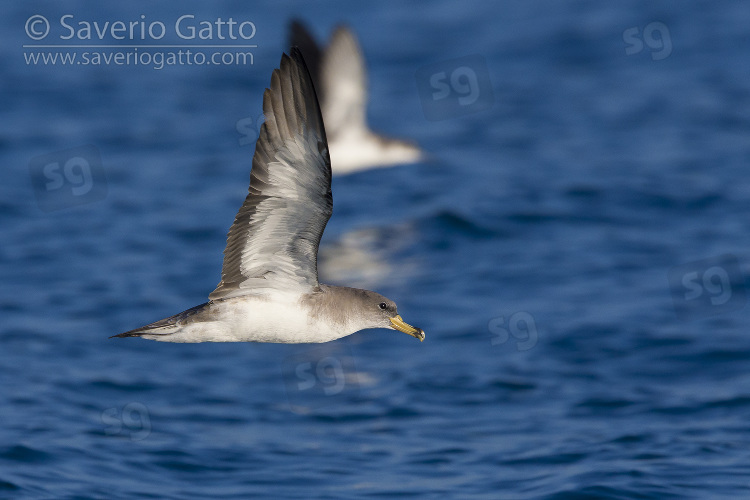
[150,293,354,343]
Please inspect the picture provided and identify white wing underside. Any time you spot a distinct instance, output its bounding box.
[209,50,332,301]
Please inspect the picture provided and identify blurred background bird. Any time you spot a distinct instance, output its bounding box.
[289,19,424,173]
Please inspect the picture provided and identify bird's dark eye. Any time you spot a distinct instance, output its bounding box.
[379,302,387,310]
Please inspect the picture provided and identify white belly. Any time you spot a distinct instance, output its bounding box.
[145,294,353,343]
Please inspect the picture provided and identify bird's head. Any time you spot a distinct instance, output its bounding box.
[355,290,425,342]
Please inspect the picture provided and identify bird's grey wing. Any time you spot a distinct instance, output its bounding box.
[209,49,332,301]
[320,25,368,138]
[288,19,324,103]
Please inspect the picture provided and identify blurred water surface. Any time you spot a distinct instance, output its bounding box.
[3,1,750,498]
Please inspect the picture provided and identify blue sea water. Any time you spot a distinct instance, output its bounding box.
[3,0,750,498]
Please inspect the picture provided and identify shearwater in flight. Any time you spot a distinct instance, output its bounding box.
[112,49,424,344]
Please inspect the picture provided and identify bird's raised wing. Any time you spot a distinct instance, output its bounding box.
[319,26,368,138]
[209,49,332,301]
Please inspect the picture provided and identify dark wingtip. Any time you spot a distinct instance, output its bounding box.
[289,18,306,32]
[288,47,306,68]
[275,48,308,83]
[109,330,143,339]
[271,47,326,148]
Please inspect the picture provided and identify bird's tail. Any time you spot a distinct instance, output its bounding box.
[110,302,210,339]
